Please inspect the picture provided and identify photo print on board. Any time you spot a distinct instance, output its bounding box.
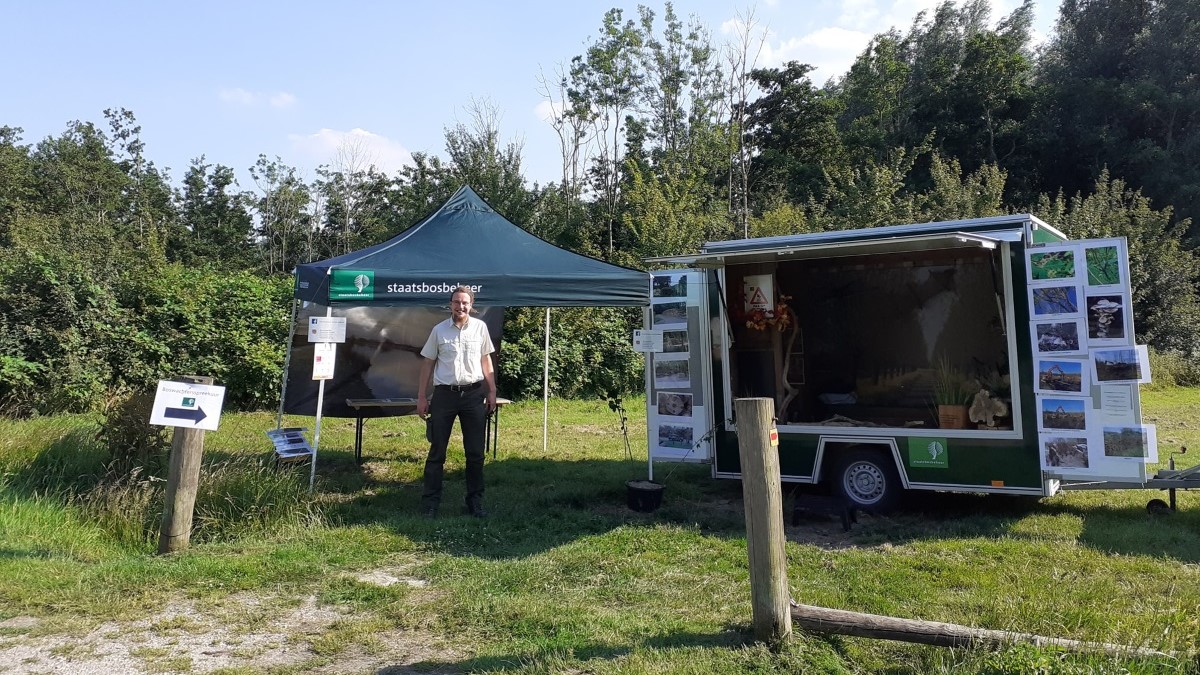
[657,423,694,451]
[1037,396,1090,432]
[1040,433,1092,470]
[1031,318,1087,356]
[1029,284,1082,318]
[652,273,688,299]
[1084,292,1131,346]
[662,329,689,353]
[1082,238,1127,289]
[1090,345,1150,384]
[656,391,693,418]
[653,354,691,389]
[1102,424,1158,463]
[1035,358,1090,396]
[1028,245,1082,285]
[652,301,687,328]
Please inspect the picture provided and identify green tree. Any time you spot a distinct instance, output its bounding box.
[248,155,315,273]
[443,99,534,225]
[172,159,255,268]
[1036,171,1200,355]
[1030,0,1200,227]
[747,61,844,209]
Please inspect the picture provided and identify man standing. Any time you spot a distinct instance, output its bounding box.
[416,286,497,518]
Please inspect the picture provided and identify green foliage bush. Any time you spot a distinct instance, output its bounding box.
[0,245,292,415]
[498,306,645,400]
[1146,348,1200,389]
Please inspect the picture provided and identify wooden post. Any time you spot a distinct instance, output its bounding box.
[735,397,792,645]
[158,375,212,555]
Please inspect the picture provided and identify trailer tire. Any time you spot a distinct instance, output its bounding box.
[831,448,901,513]
[1146,498,1172,516]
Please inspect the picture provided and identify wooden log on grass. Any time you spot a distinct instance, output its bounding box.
[734,397,791,646]
[790,602,1176,659]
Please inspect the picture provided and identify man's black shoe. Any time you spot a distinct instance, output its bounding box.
[466,503,488,518]
[421,505,439,519]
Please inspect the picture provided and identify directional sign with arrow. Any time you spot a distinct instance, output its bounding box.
[150,380,226,431]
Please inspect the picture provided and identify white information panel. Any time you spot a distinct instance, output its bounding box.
[632,329,663,353]
[308,316,347,343]
[312,342,337,380]
[149,380,226,432]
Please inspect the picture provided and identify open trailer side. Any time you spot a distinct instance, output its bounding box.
[643,214,1162,511]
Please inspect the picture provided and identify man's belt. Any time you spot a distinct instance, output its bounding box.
[436,381,483,393]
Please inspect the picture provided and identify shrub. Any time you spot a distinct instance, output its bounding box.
[498,306,645,400]
[1146,348,1200,389]
[95,390,170,475]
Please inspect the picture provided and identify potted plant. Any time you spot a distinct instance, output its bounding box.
[931,356,975,429]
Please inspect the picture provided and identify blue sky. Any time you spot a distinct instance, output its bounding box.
[2,0,1059,190]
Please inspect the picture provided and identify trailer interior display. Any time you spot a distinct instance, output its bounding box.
[723,246,1011,429]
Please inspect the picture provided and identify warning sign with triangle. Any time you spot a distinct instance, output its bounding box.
[747,287,768,309]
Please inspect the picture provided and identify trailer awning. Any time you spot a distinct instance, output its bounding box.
[647,231,1010,268]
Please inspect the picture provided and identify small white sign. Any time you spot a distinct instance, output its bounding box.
[308,317,347,343]
[743,274,774,312]
[150,380,226,431]
[633,329,663,353]
[313,342,337,380]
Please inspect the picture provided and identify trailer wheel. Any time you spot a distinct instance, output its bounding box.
[1146,498,1172,516]
[831,448,901,513]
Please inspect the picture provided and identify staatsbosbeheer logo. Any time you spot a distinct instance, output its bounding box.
[907,437,949,468]
[330,270,374,301]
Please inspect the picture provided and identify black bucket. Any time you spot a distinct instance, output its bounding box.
[626,480,665,513]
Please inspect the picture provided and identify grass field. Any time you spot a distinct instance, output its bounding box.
[2,390,1199,674]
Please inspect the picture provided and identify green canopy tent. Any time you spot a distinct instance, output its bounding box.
[282,186,650,479]
[295,185,648,307]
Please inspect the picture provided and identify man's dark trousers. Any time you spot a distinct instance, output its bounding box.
[422,385,486,510]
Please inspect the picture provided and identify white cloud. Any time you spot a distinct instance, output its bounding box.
[218,88,257,106]
[288,128,413,175]
[534,99,563,123]
[219,88,298,109]
[269,92,297,109]
[760,26,872,85]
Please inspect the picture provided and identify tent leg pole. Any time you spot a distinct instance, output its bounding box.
[275,297,300,431]
[310,304,332,492]
[543,308,550,454]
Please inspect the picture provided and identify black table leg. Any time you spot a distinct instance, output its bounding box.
[355,416,364,464]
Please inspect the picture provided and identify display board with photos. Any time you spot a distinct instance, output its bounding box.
[647,271,710,462]
[1027,237,1156,476]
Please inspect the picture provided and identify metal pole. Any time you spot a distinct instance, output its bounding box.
[543,307,550,453]
[275,297,300,431]
[310,304,332,491]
